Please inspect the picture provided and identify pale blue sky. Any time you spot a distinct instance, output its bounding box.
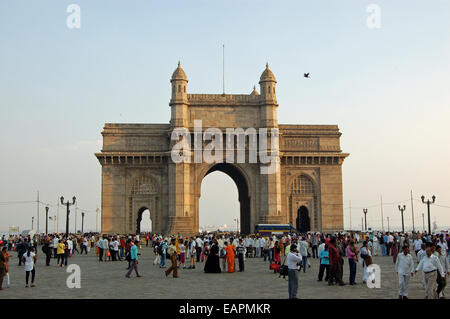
[0,0,449,232]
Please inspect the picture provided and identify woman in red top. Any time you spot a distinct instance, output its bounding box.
[273,241,281,264]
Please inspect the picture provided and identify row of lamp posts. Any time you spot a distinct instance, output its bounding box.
[361,195,436,233]
[34,196,90,235]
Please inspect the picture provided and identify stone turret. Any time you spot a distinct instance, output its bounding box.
[259,63,277,104]
[169,62,188,127]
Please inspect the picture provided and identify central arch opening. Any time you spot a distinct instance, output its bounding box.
[136,207,152,234]
[199,163,251,234]
[297,206,310,233]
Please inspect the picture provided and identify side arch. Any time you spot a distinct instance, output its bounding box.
[288,173,320,232]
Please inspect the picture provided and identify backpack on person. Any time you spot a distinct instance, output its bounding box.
[278,257,289,280]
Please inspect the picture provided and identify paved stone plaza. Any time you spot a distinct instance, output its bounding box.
[2,246,430,299]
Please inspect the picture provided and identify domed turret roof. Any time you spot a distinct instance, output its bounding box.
[171,61,188,81]
[259,63,276,83]
[250,85,259,95]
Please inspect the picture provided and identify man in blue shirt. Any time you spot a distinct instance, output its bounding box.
[317,244,330,282]
[125,240,142,278]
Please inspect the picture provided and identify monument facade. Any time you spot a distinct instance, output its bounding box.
[95,63,349,235]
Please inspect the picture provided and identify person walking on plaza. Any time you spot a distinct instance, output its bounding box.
[286,244,302,299]
[189,237,196,269]
[195,236,203,262]
[165,239,178,278]
[97,237,104,262]
[311,234,318,259]
[159,239,168,268]
[298,237,308,272]
[22,247,37,287]
[0,247,7,290]
[318,244,330,282]
[52,235,59,258]
[328,238,345,286]
[80,236,88,255]
[236,239,246,272]
[414,237,423,256]
[395,245,415,299]
[180,239,187,269]
[416,246,445,299]
[1,247,10,289]
[435,245,449,298]
[360,241,372,284]
[57,239,65,267]
[392,238,399,264]
[225,240,235,273]
[346,240,358,285]
[125,240,141,278]
[42,240,52,266]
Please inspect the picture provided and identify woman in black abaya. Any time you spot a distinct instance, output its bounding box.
[204,238,221,273]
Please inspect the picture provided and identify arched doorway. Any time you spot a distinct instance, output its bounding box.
[201,163,251,234]
[136,207,152,234]
[199,172,239,232]
[297,206,310,233]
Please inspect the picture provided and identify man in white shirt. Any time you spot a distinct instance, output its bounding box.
[416,246,446,299]
[298,237,308,273]
[437,237,448,256]
[372,235,379,256]
[52,236,59,258]
[113,237,120,261]
[96,237,104,261]
[317,238,326,258]
[286,244,302,299]
[254,237,261,258]
[414,238,423,256]
[416,243,427,287]
[195,236,203,262]
[259,237,265,259]
[436,245,450,298]
[395,245,415,299]
[67,238,73,256]
[81,237,88,254]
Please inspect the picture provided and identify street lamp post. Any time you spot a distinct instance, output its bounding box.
[81,212,85,233]
[54,215,56,233]
[398,205,406,233]
[387,216,390,232]
[363,208,368,231]
[45,206,49,235]
[60,196,76,237]
[421,195,435,234]
[32,217,34,230]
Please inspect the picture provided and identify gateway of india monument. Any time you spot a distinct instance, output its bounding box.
[95,62,349,235]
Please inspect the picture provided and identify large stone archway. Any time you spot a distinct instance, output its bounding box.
[95,62,349,235]
[197,163,251,234]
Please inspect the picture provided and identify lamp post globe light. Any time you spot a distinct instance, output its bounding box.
[45,206,49,235]
[421,195,436,234]
[60,196,76,237]
[398,205,406,233]
[362,208,368,231]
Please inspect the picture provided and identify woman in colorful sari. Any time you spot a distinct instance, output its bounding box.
[273,241,281,264]
[225,241,235,273]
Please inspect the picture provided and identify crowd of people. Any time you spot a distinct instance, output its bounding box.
[0,230,448,299]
